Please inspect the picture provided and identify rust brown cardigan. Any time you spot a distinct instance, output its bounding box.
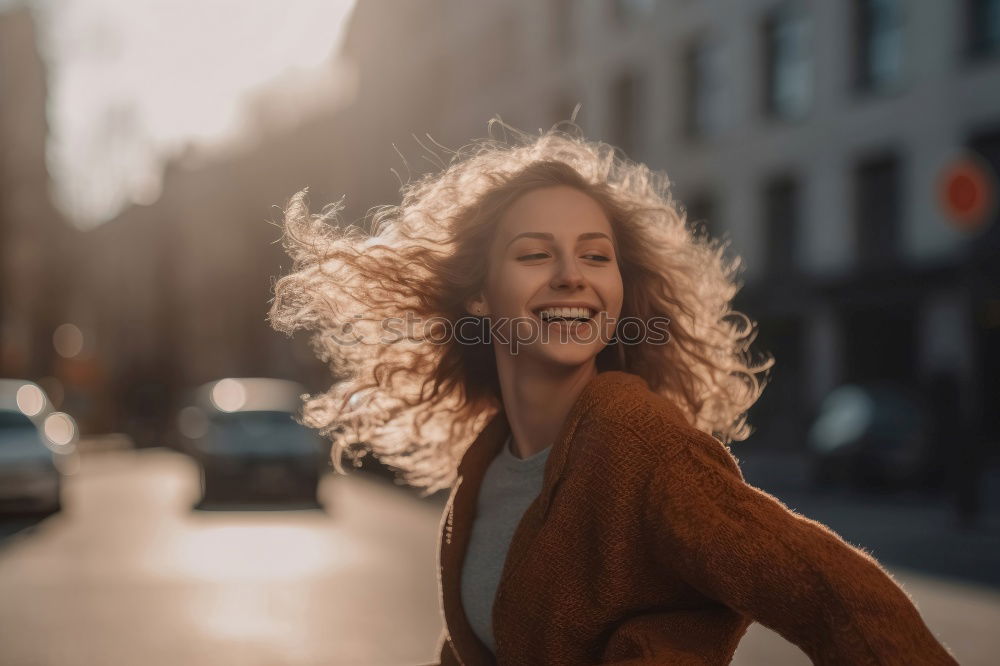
[423,371,957,665]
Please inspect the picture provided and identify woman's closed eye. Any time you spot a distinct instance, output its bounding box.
[516,252,550,261]
[582,253,612,262]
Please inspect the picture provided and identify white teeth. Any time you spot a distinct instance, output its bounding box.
[538,307,594,321]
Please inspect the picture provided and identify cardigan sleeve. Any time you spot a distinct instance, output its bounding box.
[643,423,959,666]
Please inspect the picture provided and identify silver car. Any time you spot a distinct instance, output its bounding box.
[0,379,79,515]
[178,378,328,506]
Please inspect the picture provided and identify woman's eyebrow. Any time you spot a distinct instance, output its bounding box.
[505,231,612,249]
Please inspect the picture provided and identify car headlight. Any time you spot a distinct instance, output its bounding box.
[43,412,77,448]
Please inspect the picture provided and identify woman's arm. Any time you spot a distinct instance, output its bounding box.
[643,423,958,666]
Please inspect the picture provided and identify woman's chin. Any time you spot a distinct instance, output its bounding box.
[521,342,606,370]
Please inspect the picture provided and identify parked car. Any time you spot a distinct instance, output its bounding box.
[0,379,80,515]
[806,382,930,492]
[178,378,328,505]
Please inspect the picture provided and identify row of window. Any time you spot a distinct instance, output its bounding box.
[685,126,1000,279]
[698,0,998,136]
[689,150,904,277]
[757,0,909,125]
[586,0,1000,153]
[758,151,902,276]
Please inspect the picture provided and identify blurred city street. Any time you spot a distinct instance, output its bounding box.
[2,1,999,663]
[0,443,998,666]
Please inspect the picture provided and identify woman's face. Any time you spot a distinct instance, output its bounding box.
[474,185,624,370]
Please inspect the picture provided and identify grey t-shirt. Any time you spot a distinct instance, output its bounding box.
[460,434,553,655]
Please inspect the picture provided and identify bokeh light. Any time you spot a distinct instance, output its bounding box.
[52,323,84,359]
[15,383,46,416]
[211,378,247,412]
[43,411,77,446]
[178,405,210,439]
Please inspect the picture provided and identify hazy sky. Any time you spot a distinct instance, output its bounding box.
[30,0,357,229]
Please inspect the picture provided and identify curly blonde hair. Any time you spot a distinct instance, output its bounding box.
[268,119,772,496]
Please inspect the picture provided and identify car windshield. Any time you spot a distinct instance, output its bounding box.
[0,410,51,463]
[206,410,320,456]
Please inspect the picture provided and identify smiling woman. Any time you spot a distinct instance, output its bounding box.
[268,120,766,495]
[267,120,957,665]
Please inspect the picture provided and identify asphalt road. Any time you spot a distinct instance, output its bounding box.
[0,447,996,665]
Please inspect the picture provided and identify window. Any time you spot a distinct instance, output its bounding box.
[854,0,905,93]
[762,5,813,121]
[853,153,902,268]
[611,71,644,157]
[966,0,1000,59]
[551,0,574,56]
[428,54,453,112]
[841,303,918,384]
[762,176,800,276]
[612,0,655,28]
[683,37,727,139]
[481,13,517,84]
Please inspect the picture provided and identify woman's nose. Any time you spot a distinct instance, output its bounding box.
[551,259,585,290]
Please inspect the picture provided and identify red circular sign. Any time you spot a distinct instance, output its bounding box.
[938,157,997,231]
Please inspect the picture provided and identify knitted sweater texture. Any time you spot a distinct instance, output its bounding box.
[425,371,958,665]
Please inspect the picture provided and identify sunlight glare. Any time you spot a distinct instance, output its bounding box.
[164,522,361,582]
[40,0,358,228]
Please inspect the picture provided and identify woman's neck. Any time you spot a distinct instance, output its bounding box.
[493,354,598,459]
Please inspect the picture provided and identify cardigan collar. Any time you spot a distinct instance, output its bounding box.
[438,370,654,665]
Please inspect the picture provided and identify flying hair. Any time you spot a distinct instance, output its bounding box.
[268,117,774,497]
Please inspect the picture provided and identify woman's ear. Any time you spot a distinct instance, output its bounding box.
[465,294,489,316]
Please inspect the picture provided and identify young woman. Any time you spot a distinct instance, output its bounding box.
[269,122,958,665]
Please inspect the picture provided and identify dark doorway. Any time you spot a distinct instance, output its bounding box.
[967,126,1000,256]
[954,118,998,519]
[841,303,918,385]
[747,315,805,450]
[967,127,1000,448]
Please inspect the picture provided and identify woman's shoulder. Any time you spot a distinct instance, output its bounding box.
[585,371,691,433]
[576,371,708,467]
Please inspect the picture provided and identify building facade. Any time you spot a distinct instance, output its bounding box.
[0,6,79,405]
[420,0,1000,464]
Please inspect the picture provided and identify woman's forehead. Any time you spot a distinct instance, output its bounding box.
[496,186,613,239]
